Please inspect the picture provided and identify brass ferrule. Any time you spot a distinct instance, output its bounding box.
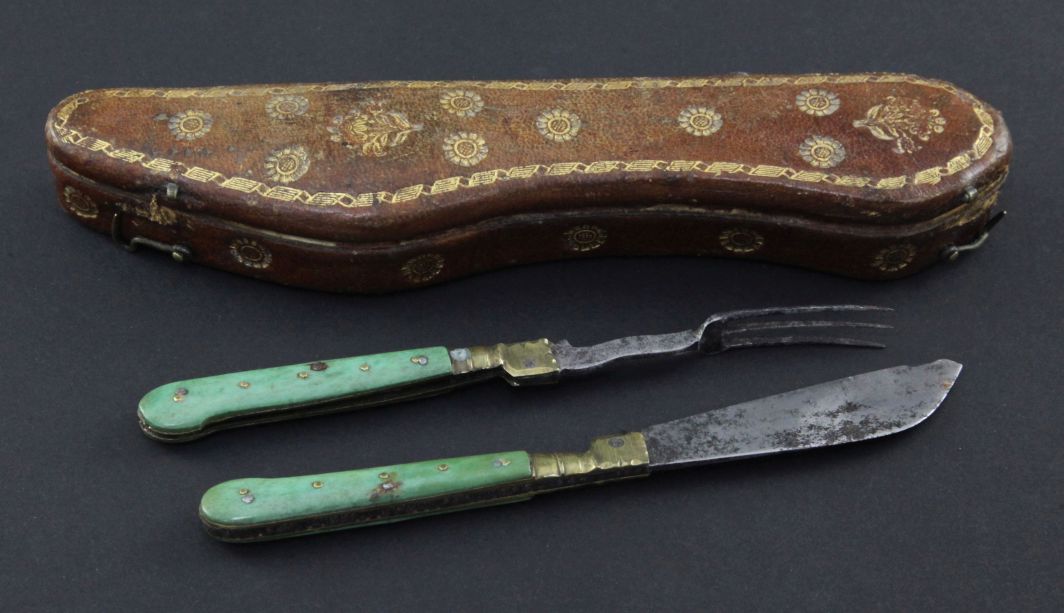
[530,432,650,491]
[449,339,560,383]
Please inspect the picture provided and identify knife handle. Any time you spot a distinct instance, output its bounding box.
[138,346,454,442]
[199,433,651,542]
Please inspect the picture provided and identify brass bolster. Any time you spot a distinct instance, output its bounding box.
[530,432,650,490]
[449,339,561,382]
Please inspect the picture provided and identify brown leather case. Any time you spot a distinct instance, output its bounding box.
[45,73,1011,292]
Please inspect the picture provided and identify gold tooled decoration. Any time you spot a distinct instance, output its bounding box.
[265,95,309,120]
[439,90,484,118]
[50,74,994,209]
[796,88,840,116]
[799,135,846,169]
[167,110,213,141]
[229,238,272,269]
[63,186,98,219]
[563,225,607,252]
[678,106,723,136]
[536,109,582,142]
[264,146,311,184]
[719,228,765,254]
[854,96,947,154]
[443,132,488,167]
[401,253,444,283]
[329,105,422,157]
[872,243,917,272]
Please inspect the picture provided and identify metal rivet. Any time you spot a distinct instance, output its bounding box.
[378,472,390,480]
[493,458,511,468]
[963,185,978,203]
[165,182,179,199]
[608,437,626,448]
[449,348,470,362]
[241,494,255,504]
[238,381,251,389]
[381,482,395,491]
[411,355,429,366]
[172,387,188,402]
[297,371,309,379]
[437,464,450,472]
[359,363,371,372]
[311,481,324,489]
[238,488,250,495]
[309,361,328,371]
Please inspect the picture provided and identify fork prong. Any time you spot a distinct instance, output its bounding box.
[698,305,892,342]
[708,304,891,324]
[722,335,887,350]
[724,320,893,334]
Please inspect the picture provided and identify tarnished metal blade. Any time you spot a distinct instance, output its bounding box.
[643,360,962,470]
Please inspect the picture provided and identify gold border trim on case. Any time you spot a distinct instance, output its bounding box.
[51,74,996,210]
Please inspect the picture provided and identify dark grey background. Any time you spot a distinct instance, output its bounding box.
[2,1,1061,610]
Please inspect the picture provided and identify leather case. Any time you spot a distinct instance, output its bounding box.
[45,73,1011,292]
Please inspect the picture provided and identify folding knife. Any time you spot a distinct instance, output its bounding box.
[199,359,960,542]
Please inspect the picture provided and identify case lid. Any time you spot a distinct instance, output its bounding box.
[46,73,1010,243]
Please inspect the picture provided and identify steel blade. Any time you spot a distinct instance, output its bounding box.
[643,359,961,470]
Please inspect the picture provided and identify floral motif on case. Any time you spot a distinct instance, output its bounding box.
[799,135,846,168]
[401,254,445,283]
[230,238,273,269]
[166,110,213,141]
[853,96,946,154]
[440,90,484,118]
[537,109,582,142]
[443,132,488,167]
[795,89,840,116]
[329,104,423,157]
[265,95,309,120]
[264,146,311,184]
[677,106,723,136]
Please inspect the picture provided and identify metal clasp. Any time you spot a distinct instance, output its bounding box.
[941,210,1006,262]
[110,211,191,263]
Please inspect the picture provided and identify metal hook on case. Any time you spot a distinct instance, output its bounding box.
[110,210,191,263]
[941,210,1006,262]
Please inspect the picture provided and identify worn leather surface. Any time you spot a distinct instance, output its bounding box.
[46,74,1011,291]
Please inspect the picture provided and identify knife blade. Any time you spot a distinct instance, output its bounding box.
[139,304,890,442]
[199,359,958,542]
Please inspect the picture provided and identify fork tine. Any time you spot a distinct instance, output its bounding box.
[558,304,891,373]
[723,335,887,350]
[724,320,893,334]
[712,304,892,324]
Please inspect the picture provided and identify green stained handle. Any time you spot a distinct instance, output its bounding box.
[199,432,653,542]
[200,451,535,542]
[138,346,453,441]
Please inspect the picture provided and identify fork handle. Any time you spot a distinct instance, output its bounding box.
[138,339,563,441]
[137,347,455,441]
